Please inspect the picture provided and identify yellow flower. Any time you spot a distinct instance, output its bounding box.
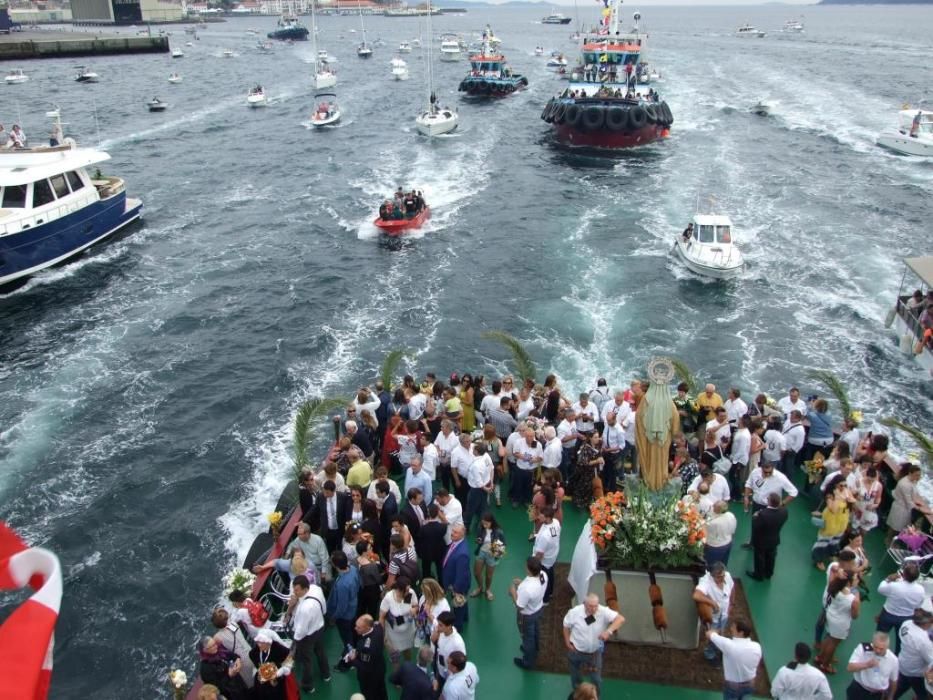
[267,511,283,527]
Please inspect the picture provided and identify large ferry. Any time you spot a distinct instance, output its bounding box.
[540,5,673,149]
[0,111,142,288]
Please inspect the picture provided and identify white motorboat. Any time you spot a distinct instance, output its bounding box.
[672,213,745,280]
[146,98,168,112]
[736,24,766,38]
[186,41,194,47]
[781,18,805,33]
[546,53,568,69]
[886,256,933,375]
[310,2,337,90]
[311,93,341,127]
[4,69,28,84]
[391,57,409,81]
[877,108,933,157]
[168,73,183,84]
[534,46,544,57]
[752,99,773,116]
[398,41,412,53]
[171,47,184,58]
[440,34,461,62]
[247,85,267,107]
[223,49,235,58]
[415,0,458,137]
[75,66,99,83]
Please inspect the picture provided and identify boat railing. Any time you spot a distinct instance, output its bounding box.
[0,189,99,237]
[896,296,927,341]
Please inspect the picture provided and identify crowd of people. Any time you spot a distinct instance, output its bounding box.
[378,188,428,222]
[192,367,933,700]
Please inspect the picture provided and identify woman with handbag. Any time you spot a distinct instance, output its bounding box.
[470,512,507,601]
[815,567,860,674]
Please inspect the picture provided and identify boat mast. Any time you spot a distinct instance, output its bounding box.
[358,0,367,47]
[424,0,435,111]
[310,0,319,73]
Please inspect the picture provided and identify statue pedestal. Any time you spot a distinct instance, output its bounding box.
[586,568,702,649]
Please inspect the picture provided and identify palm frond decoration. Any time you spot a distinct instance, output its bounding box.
[293,397,346,476]
[379,349,409,391]
[880,417,933,467]
[481,330,537,382]
[670,358,697,395]
[806,370,853,420]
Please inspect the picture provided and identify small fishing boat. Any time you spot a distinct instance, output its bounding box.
[4,69,28,85]
[168,73,183,84]
[736,24,766,38]
[310,93,341,127]
[398,41,412,53]
[246,85,267,107]
[752,99,773,116]
[75,66,99,83]
[877,108,933,157]
[391,57,409,81]
[146,98,168,112]
[672,213,745,280]
[374,199,430,236]
[546,53,567,69]
[885,256,933,374]
[171,47,184,58]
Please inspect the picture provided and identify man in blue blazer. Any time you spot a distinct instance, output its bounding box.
[442,523,471,630]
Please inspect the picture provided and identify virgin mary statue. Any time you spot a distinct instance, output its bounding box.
[634,357,682,491]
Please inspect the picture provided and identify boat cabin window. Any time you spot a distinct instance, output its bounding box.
[32,179,56,208]
[1,184,28,208]
[716,226,732,244]
[50,174,70,199]
[697,225,715,243]
[66,171,84,192]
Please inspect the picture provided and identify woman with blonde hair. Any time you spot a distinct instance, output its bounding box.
[572,681,599,700]
[416,577,450,646]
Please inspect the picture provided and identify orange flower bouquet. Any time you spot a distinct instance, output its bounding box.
[589,491,627,551]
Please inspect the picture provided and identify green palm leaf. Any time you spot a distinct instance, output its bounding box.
[380,349,409,391]
[481,330,537,382]
[806,370,852,420]
[293,397,346,476]
[880,417,933,467]
[670,358,697,395]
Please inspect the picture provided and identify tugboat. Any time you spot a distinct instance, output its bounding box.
[457,37,527,98]
[539,5,673,149]
[267,14,309,41]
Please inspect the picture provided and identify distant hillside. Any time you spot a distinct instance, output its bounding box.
[820,0,933,4]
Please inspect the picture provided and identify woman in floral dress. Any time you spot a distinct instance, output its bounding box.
[569,432,604,509]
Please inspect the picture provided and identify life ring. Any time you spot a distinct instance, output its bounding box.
[477,80,488,93]
[644,104,659,123]
[564,104,582,127]
[581,105,605,131]
[553,103,568,124]
[605,106,628,131]
[629,106,647,129]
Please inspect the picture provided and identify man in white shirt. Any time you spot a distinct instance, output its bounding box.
[556,408,581,482]
[706,407,732,446]
[729,416,752,496]
[407,388,428,421]
[562,593,625,693]
[771,642,831,700]
[533,505,561,604]
[781,411,806,476]
[601,410,626,494]
[432,610,467,682]
[291,574,330,694]
[707,618,761,697]
[479,379,505,417]
[724,388,749,427]
[510,557,548,669]
[693,563,735,662]
[450,433,474,505]
[777,387,808,419]
[441,651,479,700]
[896,610,933,698]
[704,501,738,568]
[762,418,786,469]
[463,443,494,533]
[572,393,599,435]
[435,420,460,493]
[515,386,536,422]
[878,563,927,654]
[512,426,544,507]
[420,433,439,481]
[352,388,382,426]
[744,463,798,514]
[542,426,562,470]
[846,632,899,699]
[689,470,731,504]
[600,390,632,427]
[435,489,463,544]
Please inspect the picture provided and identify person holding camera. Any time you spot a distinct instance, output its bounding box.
[877,562,926,654]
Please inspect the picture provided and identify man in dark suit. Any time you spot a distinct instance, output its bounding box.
[418,504,448,581]
[347,420,374,460]
[389,646,434,700]
[747,492,788,580]
[349,615,388,700]
[378,483,399,559]
[316,480,349,553]
[442,523,471,631]
[399,488,428,542]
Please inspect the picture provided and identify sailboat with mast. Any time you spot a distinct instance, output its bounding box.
[415,0,458,136]
[356,0,373,58]
[310,0,336,88]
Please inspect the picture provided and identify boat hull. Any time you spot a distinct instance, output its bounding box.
[542,18,572,24]
[314,73,337,89]
[416,111,459,137]
[672,240,744,280]
[0,194,142,286]
[877,130,933,157]
[893,313,933,375]
[311,112,340,127]
[553,122,666,148]
[458,76,528,98]
[374,207,430,236]
[268,27,308,41]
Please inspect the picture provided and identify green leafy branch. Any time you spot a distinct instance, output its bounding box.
[481,331,537,383]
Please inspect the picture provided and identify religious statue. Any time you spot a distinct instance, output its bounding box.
[635,357,682,490]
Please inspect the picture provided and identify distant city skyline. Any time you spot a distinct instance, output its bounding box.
[453,0,816,6]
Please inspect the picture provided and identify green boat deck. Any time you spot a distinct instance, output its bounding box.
[297,489,892,698]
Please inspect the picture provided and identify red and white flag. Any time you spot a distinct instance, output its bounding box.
[0,522,62,700]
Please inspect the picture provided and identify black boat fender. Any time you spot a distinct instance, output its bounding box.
[458,80,466,92]
[243,531,275,571]
[581,105,605,131]
[629,105,648,129]
[477,80,488,93]
[605,106,629,131]
[542,99,554,121]
[564,103,582,127]
[553,102,568,124]
[520,76,528,86]
[644,104,659,123]
[661,101,674,125]
[273,480,300,517]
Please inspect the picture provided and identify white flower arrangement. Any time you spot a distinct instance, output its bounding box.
[223,567,256,596]
[168,669,188,699]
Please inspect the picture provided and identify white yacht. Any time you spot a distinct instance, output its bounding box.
[391,57,409,81]
[247,86,267,107]
[310,1,337,90]
[398,41,412,53]
[672,213,745,280]
[415,0,458,137]
[877,108,933,157]
[4,69,28,84]
[440,34,461,62]
[736,24,766,38]
[168,73,183,84]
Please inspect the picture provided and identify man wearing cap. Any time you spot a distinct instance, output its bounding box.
[846,631,898,700]
[895,609,933,698]
[562,593,625,693]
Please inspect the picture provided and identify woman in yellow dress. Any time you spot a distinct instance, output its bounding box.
[459,374,476,433]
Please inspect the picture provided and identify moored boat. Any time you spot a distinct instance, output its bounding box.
[0,110,142,288]
[398,41,412,53]
[886,256,933,375]
[877,108,933,157]
[171,47,184,58]
[391,56,409,81]
[672,213,745,280]
[267,14,309,41]
[415,0,459,137]
[540,5,673,149]
[440,34,461,62]
[457,40,527,98]
[4,68,28,84]
[782,18,805,33]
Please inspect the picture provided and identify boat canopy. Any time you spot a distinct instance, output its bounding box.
[692,214,734,244]
[905,256,933,288]
[0,148,110,187]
